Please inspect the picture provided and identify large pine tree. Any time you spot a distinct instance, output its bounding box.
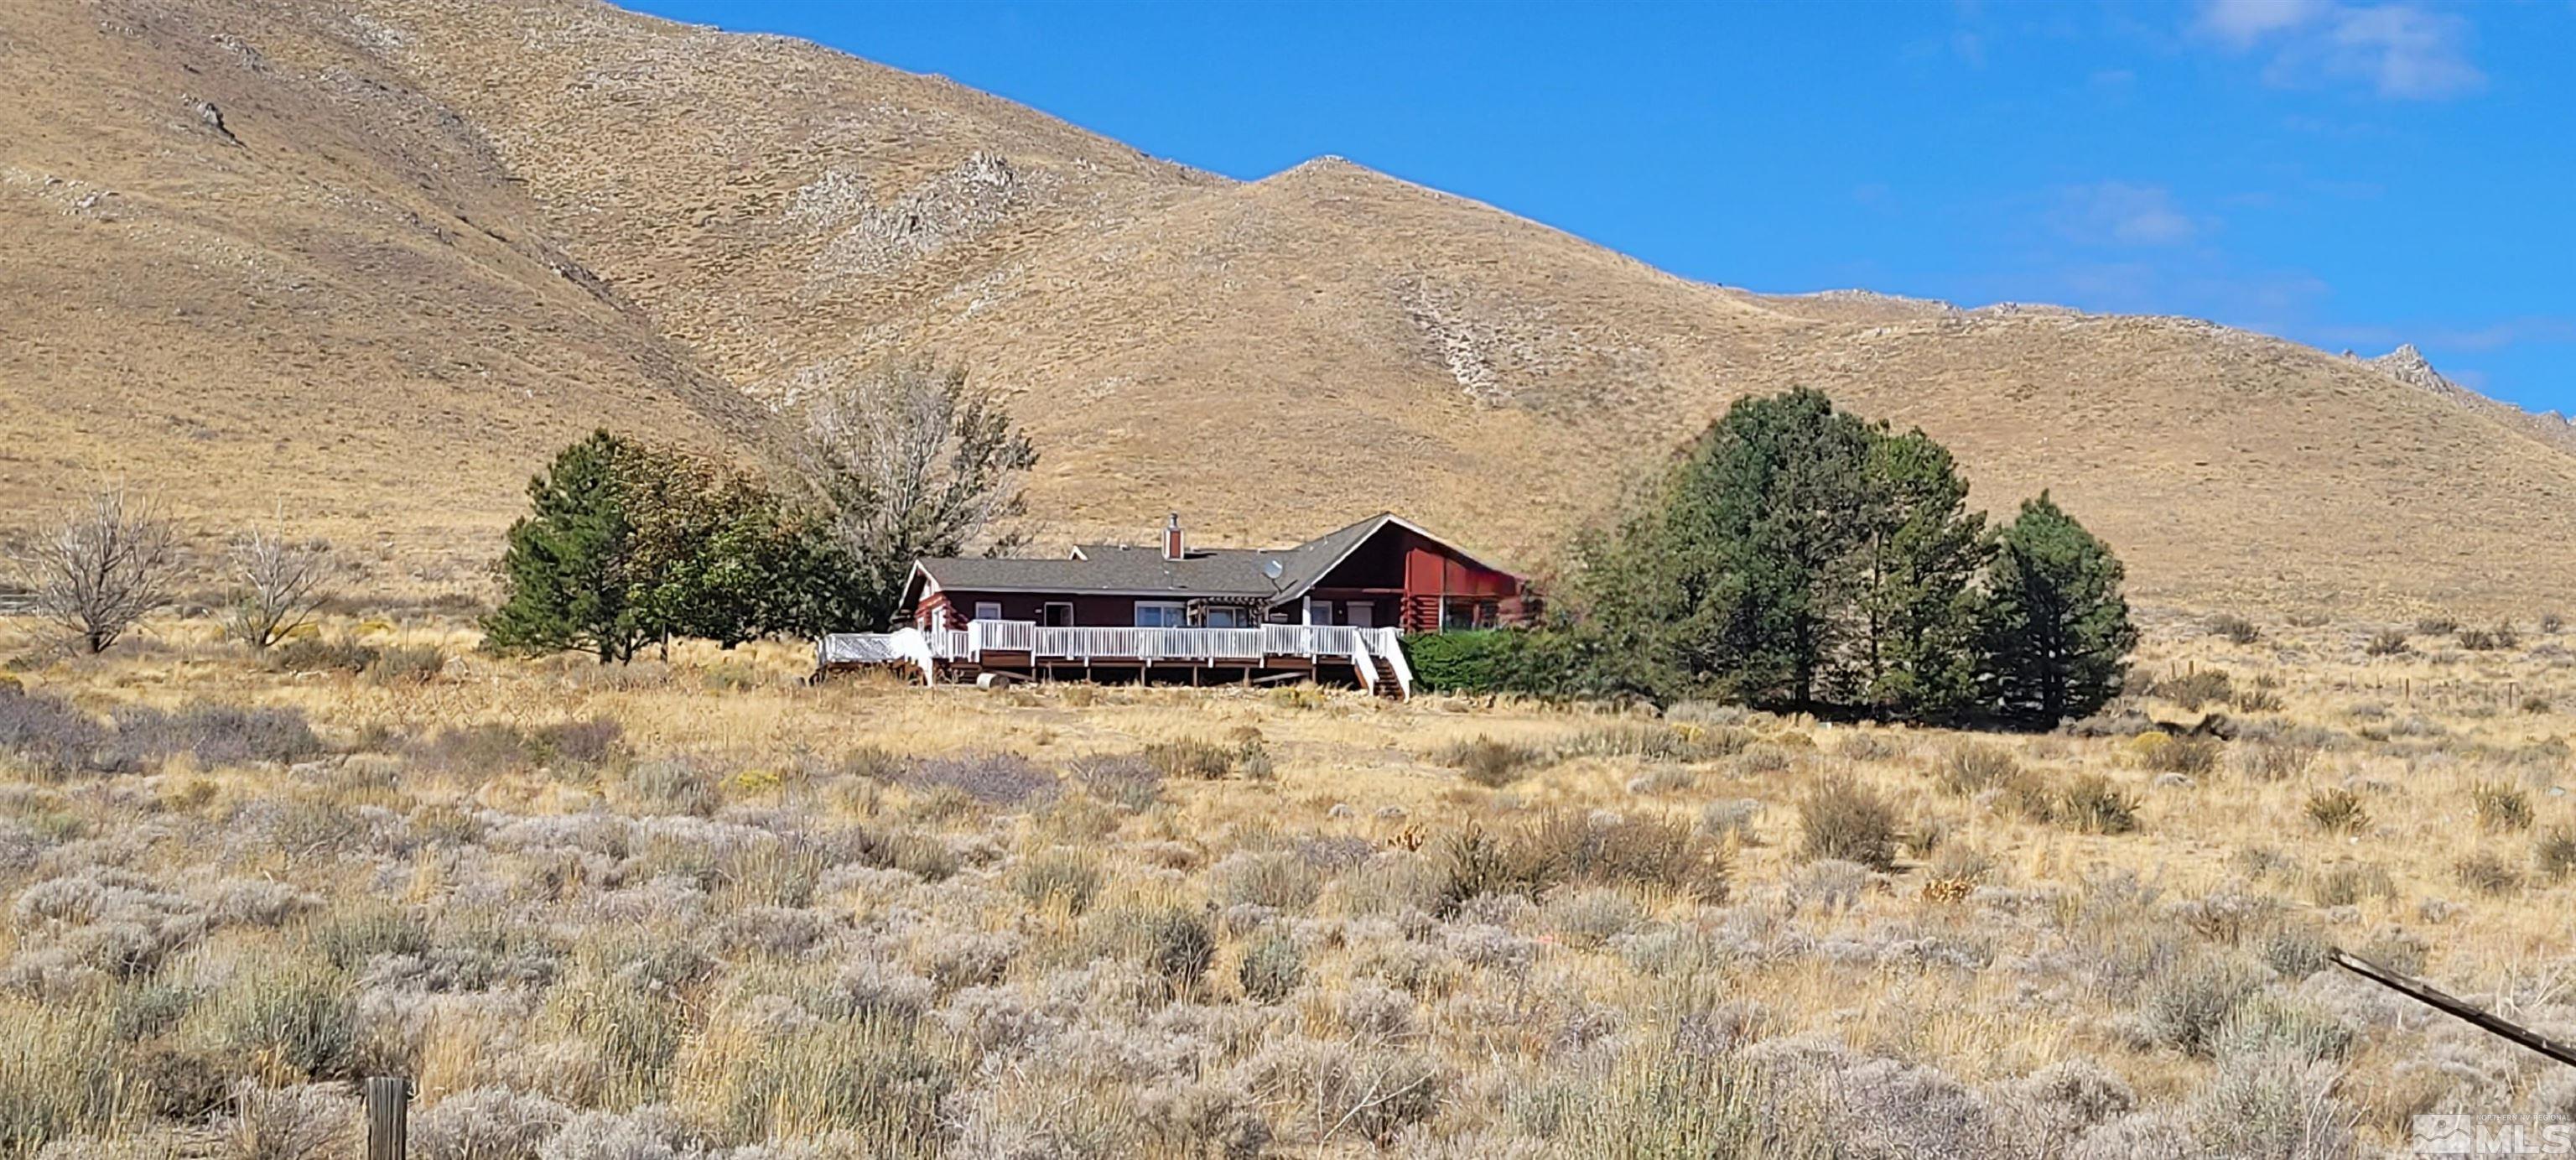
[1564,389,2128,722]
[484,431,649,663]
[1981,493,2137,724]
[1588,388,1878,708]
[1852,429,1991,719]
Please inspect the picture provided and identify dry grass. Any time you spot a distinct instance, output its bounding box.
[3,606,2576,1156]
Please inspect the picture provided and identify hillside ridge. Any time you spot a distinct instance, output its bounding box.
[3,0,2569,612]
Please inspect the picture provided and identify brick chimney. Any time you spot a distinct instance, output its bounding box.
[1163,512,1184,561]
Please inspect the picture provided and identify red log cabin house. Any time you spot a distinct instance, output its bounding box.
[818,513,1526,698]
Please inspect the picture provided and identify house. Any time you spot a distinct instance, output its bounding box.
[818,512,1526,697]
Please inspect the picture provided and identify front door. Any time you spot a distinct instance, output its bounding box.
[1347,602,1374,629]
[1043,602,1074,627]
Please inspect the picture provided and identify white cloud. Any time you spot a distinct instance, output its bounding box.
[2193,1,2484,100]
[2197,0,2332,46]
[2321,6,2484,98]
[2052,182,2203,247]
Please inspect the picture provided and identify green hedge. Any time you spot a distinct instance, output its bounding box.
[1402,630,1524,694]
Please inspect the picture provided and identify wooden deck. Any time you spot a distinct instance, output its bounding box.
[818,622,1413,698]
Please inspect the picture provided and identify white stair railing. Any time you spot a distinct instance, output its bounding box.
[886,627,937,684]
[1372,627,1413,699]
[1348,632,1379,695]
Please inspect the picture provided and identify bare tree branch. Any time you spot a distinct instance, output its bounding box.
[793,355,1038,628]
[5,490,183,653]
[224,516,339,650]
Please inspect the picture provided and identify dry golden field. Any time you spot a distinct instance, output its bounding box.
[3,606,2574,1157]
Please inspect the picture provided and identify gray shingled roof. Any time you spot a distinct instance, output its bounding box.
[916,545,1283,597]
[908,512,1521,606]
[911,512,1411,602]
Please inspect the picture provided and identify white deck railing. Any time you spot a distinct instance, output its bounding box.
[820,620,1413,697]
[1030,625,1266,661]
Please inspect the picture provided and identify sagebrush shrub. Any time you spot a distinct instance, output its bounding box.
[2303,788,2370,835]
[110,702,325,769]
[1835,731,1908,762]
[409,723,537,776]
[2059,773,2142,835]
[1933,743,2019,795]
[2362,628,2411,657]
[0,685,113,775]
[2456,851,2523,896]
[1067,752,1161,810]
[1798,773,1902,870]
[2212,994,2354,1064]
[2470,781,2533,832]
[626,757,721,817]
[207,958,358,1081]
[2150,669,2233,710]
[696,1010,960,1150]
[1210,850,1322,912]
[2535,824,2576,883]
[2208,614,2261,645]
[1543,887,1642,947]
[1143,739,1236,780]
[367,643,448,684]
[1007,848,1102,913]
[1236,933,1302,1003]
[2133,954,2265,1057]
[1434,823,1561,915]
[1522,810,1730,900]
[906,751,1059,806]
[532,717,624,767]
[1436,736,1546,788]
[2138,734,2222,776]
[2235,738,2318,782]
[1557,721,1746,762]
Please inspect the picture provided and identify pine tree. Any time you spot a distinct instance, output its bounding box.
[1585,388,1877,707]
[1853,429,1991,719]
[1981,493,2137,724]
[484,431,648,663]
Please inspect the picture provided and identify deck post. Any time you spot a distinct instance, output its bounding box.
[365,1075,409,1160]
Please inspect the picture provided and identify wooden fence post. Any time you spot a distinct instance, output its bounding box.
[365,1075,409,1160]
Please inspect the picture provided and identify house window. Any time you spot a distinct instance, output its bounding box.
[1135,601,1187,627]
[1043,602,1074,627]
[1442,598,1493,631]
[973,601,1003,622]
[1306,598,1335,627]
[1203,606,1248,628]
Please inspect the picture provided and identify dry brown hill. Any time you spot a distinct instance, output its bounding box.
[5,0,2571,612]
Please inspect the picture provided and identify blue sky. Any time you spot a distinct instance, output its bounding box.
[625,0,2574,413]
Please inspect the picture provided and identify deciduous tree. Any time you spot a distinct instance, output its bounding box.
[7,490,182,654]
[224,518,340,650]
[795,356,1038,630]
